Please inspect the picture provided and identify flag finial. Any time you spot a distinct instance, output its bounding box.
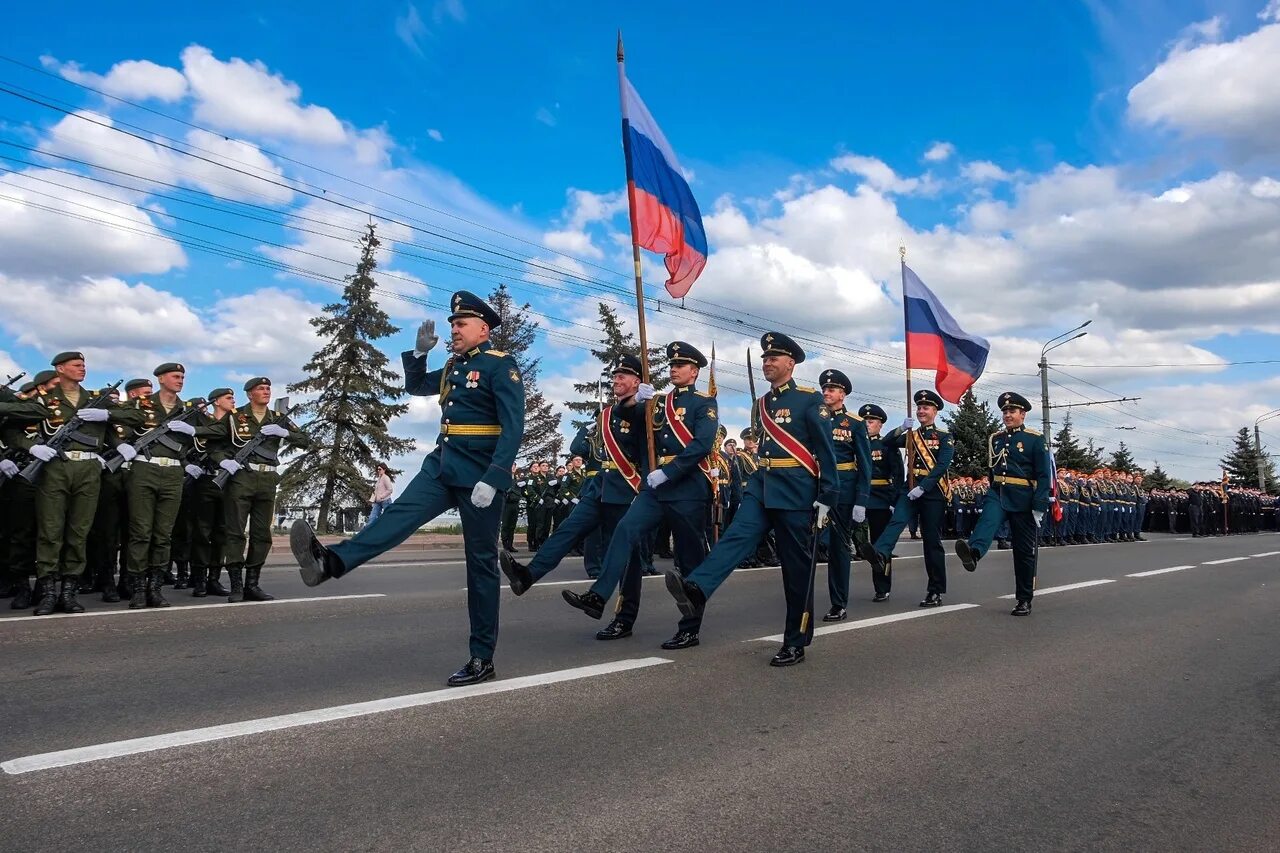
[899,243,906,261]
[617,31,624,63]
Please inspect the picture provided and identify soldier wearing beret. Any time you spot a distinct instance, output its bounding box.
[817,368,872,622]
[954,392,1051,615]
[186,388,236,597]
[0,371,55,609]
[83,381,141,603]
[560,342,718,649]
[291,291,524,687]
[666,333,839,667]
[858,403,904,602]
[865,389,955,608]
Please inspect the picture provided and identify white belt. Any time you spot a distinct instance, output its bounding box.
[136,456,182,468]
[64,451,100,462]
[246,462,278,472]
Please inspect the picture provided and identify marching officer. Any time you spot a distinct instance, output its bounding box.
[665,333,838,667]
[187,388,234,597]
[817,369,872,622]
[291,291,525,687]
[858,403,903,602]
[865,389,954,607]
[562,342,717,650]
[954,392,1050,614]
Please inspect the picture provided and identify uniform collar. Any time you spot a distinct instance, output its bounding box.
[829,405,846,416]
[673,383,696,394]
[1005,424,1024,434]
[464,340,493,358]
[770,379,795,395]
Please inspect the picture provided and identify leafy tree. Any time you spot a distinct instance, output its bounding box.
[1220,426,1276,488]
[487,284,562,464]
[564,302,669,430]
[279,224,414,533]
[941,391,1001,478]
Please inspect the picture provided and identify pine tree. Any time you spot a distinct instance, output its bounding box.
[1108,441,1139,473]
[1051,413,1093,471]
[942,391,1001,478]
[1146,461,1172,489]
[1082,438,1106,473]
[278,224,415,533]
[487,284,562,463]
[564,302,670,430]
[1221,426,1275,488]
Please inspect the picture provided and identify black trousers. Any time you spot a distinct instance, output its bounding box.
[867,507,893,595]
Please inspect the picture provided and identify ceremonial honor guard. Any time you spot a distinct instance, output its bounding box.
[954,392,1050,614]
[499,355,644,634]
[857,403,904,602]
[817,369,872,622]
[866,389,955,607]
[291,291,525,686]
[665,334,838,667]
[561,342,717,649]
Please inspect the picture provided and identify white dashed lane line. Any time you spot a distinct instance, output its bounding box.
[998,579,1114,599]
[1127,565,1196,578]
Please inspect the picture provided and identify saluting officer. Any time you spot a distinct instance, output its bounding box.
[865,389,955,607]
[858,403,904,602]
[666,333,838,667]
[562,342,717,650]
[817,369,872,622]
[291,291,524,686]
[954,392,1050,614]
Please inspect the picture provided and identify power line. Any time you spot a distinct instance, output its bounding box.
[1050,360,1280,368]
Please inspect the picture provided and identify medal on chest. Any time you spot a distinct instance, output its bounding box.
[465,370,480,389]
[773,407,793,424]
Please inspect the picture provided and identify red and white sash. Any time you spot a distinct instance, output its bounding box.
[664,391,715,483]
[757,397,819,477]
[600,406,641,493]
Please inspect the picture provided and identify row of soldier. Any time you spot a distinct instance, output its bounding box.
[0,354,307,616]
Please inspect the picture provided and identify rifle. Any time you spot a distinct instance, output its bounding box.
[19,380,123,483]
[212,397,299,490]
[2,371,26,389]
[102,398,208,473]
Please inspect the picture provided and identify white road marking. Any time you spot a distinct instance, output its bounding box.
[1127,565,1196,578]
[1249,551,1280,558]
[1,657,672,775]
[0,594,386,624]
[998,579,1114,599]
[479,564,789,592]
[1203,557,1250,565]
[753,603,980,643]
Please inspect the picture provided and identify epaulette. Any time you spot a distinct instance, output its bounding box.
[1023,427,1041,436]
[935,426,949,433]
[483,349,508,357]
[848,412,864,421]
[990,429,1004,438]
[695,390,713,398]
[795,384,816,393]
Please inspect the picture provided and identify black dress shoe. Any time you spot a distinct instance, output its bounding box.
[918,592,942,608]
[822,606,846,622]
[1011,600,1032,616]
[872,592,889,603]
[864,549,888,575]
[996,539,1010,550]
[596,619,632,640]
[769,645,805,667]
[290,520,343,587]
[446,658,495,686]
[499,550,533,595]
[660,630,700,650]
[561,589,605,619]
[664,570,705,619]
[954,539,978,572]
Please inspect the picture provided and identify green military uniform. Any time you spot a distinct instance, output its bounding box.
[1,382,50,609]
[523,469,549,550]
[187,389,233,597]
[501,472,522,551]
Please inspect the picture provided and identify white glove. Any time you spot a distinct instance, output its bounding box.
[813,501,831,528]
[116,443,137,461]
[908,486,925,501]
[259,424,289,438]
[166,420,196,436]
[219,459,242,475]
[635,383,656,403]
[0,459,18,477]
[414,319,438,357]
[185,464,204,478]
[1033,510,1044,526]
[471,481,496,508]
[30,445,57,462]
[852,505,867,524]
[571,497,580,504]
[78,408,110,423]
[94,454,106,468]
[901,417,915,432]
[647,469,669,489]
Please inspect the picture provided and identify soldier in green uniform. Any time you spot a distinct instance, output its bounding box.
[954,392,1051,615]
[87,381,139,602]
[523,462,548,551]
[211,377,309,602]
[187,388,235,597]
[25,352,142,615]
[501,464,522,552]
[1,372,56,609]
[117,363,200,609]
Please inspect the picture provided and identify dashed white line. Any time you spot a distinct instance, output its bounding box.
[1,656,672,775]
[1127,565,1196,578]
[1249,551,1280,558]
[753,603,980,643]
[1203,557,1250,565]
[0,593,386,623]
[998,579,1114,599]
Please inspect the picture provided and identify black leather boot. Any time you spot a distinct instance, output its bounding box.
[189,566,208,597]
[227,565,244,603]
[59,575,85,614]
[243,565,273,601]
[161,564,177,586]
[117,570,134,600]
[146,569,170,608]
[10,578,32,610]
[129,573,147,609]
[32,576,59,616]
[174,561,190,590]
[206,567,230,596]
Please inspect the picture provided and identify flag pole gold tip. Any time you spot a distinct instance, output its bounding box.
[617,31,624,62]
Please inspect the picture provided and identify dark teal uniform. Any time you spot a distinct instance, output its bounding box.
[862,419,904,597]
[825,405,872,610]
[873,417,954,596]
[328,341,524,661]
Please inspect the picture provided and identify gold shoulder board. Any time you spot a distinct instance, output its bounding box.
[484,349,508,357]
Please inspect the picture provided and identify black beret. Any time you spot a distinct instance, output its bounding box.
[32,369,57,386]
[998,391,1032,412]
[819,369,852,393]
[208,387,234,402]
[610,354,643,378]
[666,341,707,368]
[914,389,944,409]
[153,362,185,377]
[51,351,84,366]
[448,290,502,328]
[19,381,37,394]
[243,377,270,393]
[125,378,152,393]
[858,403,888,422]
[760,332,805,363]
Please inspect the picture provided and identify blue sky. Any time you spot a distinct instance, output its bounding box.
[3,0,1279,480]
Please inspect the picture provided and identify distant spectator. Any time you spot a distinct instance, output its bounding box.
[365,465,394,529]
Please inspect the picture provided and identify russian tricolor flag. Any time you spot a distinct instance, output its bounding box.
[903,264,990,403]
[621,74,707,298]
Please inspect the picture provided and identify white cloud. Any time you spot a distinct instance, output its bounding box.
[434,0,466,24]
[961,160,1016,183]
[830,153,939,196]
[396,4,428,55]
[923,141,955,162]
[427,128,444,142]
[535,107,557,127]
[47,56,188,102]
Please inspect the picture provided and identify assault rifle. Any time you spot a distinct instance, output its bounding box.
[19,380,123,483]
[102,398,208,473]
[2,371,26,389]
[212,397,298,490]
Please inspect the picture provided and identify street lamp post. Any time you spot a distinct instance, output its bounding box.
[1255,408,1280,493]
[1040,321,1091,437]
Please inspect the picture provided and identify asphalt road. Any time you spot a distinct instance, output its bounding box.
[2,532,1278,852]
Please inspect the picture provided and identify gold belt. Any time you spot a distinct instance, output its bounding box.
[760,458,803,469]
[440,424,501,436]
[658,455,678,464]
[584,470,600,477]
[871,478,892,486]
[912,469,931,477]
[835,461,857,471]
[994,475,1035,487]
[600,461,634,471]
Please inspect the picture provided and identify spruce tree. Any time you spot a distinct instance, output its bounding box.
[1221,427,1275,488]
[1082,438,1106,473]
[487,284,562,463]
[1146,461,1172,489]
[564,302,670,430]
[1108,441,1139,473]
[942,391,1001,478]
[1051,413,1092,471]
[278,224,415,533]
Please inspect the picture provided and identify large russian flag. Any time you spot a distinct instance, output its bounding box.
[621,74,707,298]
[903,264,990,403]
